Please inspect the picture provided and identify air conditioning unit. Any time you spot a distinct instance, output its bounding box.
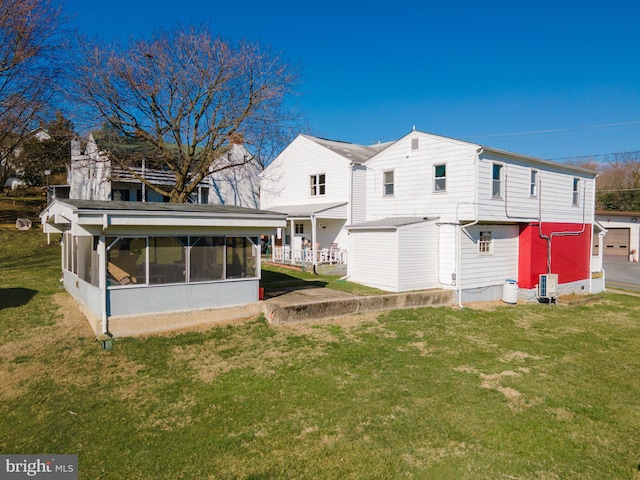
[538,273,558,302]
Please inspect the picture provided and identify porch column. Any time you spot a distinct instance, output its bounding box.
[311,215,318,269]
[98,234,109,335]
[289,218,295,264]
[270,234,275,262]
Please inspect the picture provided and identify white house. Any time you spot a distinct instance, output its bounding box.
[259,134,390,268]
[261,130,603,302]
[40,199,286,337]
[69,134,262,207]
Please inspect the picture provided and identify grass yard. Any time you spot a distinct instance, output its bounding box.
[260,263,386,297]
[2,223,640,479]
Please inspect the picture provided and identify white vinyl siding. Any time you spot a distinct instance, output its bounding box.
[348,222,438,293]
[438,224,457,289]
[348,229,398,291]
[477,153,596,224]
[351,165,367,224]
[364,132,477,222]
[460,225,519,289]
[260,136,352,210]
[397,222,439,291]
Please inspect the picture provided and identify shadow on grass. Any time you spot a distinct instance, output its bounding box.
[0,288,38,310]
[260,270,328,298]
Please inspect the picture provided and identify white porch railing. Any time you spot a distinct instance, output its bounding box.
[271,246,347,265]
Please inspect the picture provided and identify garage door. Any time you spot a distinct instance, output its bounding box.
[603,228,630,257]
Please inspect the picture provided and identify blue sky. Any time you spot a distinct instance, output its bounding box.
[63,0,640,161]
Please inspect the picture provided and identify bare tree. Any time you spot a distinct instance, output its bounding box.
[0,0,64,185]
[73,26,300,203]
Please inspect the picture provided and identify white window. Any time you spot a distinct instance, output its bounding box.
[310,174,326,196]
[572,178,580,205]
[383,170,394,196]
[411,138,419,150]
[530,170,538,197]
[492,163,503,198]
[434,164,446,192]
[479,231,493,254]
[295,223,304,234]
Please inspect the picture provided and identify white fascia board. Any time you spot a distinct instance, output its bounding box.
[76,213,286,229]
[42,223,67,234]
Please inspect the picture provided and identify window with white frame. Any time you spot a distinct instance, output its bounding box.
[310,174,326,196]
[572,178,580,205]
[492,163,503,198]
[411,138,419,150]
[479,231,493,254]
[530,169,538,197]
[295,223,304,234]
[383,170,394,196]
[434,164,446,192]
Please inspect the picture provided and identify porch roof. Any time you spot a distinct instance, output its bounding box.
[347,216,434,231]
[268,202,348,219]
[40,199,287,233]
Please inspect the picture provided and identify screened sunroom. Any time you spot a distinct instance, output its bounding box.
[41,199,286,337]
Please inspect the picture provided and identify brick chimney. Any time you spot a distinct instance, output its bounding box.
[229,132,244,145]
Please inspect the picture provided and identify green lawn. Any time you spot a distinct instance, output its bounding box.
[2,225,640,479]
[260,263,386,296]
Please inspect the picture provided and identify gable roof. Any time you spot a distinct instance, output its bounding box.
[301,134,392,164]
[387,130,598,177]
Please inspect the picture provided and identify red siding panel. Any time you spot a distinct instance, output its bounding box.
[518,223,592,289]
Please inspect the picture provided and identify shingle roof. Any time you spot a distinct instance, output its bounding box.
[302,134,392,164]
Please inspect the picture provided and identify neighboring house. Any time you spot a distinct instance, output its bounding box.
[40,199,286,337]
[1,126,51,187]
[261,130,602,302]
[68,134,261,207]
[259,134,391,266]
[595,210,640,261]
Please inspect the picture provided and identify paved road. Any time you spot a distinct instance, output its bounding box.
[604,257,640,292]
